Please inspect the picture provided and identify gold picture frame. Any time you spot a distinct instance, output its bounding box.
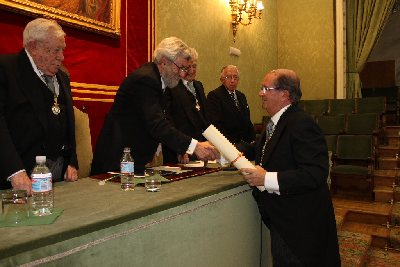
[0,0,121,38]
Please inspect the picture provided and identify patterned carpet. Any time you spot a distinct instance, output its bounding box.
[366,248,400,267]
[338,231,371,267]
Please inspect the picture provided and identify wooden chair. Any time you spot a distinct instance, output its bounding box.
[299,99,329,116]
[355,97,387,124]
[328,99,355,115]
[330,135,375,200]
[74,106,93,178]
[325,135,338,154]
[345,113,381,145]
[355,97,386,114]
[316,114,346,135]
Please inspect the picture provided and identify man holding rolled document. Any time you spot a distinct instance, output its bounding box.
[237,69,340,266]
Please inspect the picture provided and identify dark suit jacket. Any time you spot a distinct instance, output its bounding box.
[0,50,77,189]
[253,104,340,266]
[91,63,192,174]
[206,85,255,144]
[162,79,209,163]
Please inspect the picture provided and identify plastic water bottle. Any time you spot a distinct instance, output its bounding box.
[31,156,53,216]
[120,147,135,191]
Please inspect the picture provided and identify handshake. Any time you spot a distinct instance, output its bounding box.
[193,141,220,162]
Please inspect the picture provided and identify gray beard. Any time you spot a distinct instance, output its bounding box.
[164,76,179,88]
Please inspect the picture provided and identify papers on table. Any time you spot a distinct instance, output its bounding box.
[151,166,190,174]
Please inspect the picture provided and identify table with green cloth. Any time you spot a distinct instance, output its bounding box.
[0,170,272,267]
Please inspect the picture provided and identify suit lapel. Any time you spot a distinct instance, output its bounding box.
[17,51,48,130]
[260,107,293,166]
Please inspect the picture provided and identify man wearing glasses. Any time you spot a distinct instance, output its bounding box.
[240,69,340,266]
[206,65,255,145]
[91,37,219,175]
[163,48,209,164]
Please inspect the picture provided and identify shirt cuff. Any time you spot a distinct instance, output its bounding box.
[264,171,280,195]
[186,139,198,155]
[7,169,26,182]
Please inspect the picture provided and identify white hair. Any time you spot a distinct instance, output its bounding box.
[23,18,65,48]
[153,37,191,64]
[220,65,239,79]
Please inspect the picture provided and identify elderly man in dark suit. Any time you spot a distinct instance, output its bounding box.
[206,65,255,145]
[91,37,218,175]
[241,69,340,266]
[0,18,79,194]
[163,48,209,164]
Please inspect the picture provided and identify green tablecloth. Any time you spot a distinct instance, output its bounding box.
[0,170,248,261]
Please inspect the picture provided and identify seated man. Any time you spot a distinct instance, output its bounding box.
[163,48,209,164]
[0,18,79,194]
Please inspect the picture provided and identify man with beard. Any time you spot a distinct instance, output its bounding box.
[91,37,219,175]
[163,48,209,164]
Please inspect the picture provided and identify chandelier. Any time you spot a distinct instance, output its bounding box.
[229,0,264,42]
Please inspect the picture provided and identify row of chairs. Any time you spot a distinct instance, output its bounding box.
[299,97,387,117]
[318,112,383,200]
[316,113,381,152]
[330,134,375,200]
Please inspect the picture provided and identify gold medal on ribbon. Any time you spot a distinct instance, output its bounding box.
[195,99,201,111]
[52,96,60,115]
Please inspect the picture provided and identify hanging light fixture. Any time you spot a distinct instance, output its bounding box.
[229,0,264,42]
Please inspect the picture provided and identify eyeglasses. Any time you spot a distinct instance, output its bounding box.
[223,75,239,81]
[260,85,281,94]
[173,61,190,73]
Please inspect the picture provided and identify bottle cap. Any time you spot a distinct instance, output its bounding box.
[35,155,46,164]
[123,147,131,152]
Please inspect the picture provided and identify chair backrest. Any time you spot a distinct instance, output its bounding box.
[299,99,329,116]
[361,87,399,112]
[74,106,93,178]
[325,135,338,154]
[345,113,379,135]
[316,114,346,135]
[355,97,386,114]
[336,135,372,160]
[328,99,355,115]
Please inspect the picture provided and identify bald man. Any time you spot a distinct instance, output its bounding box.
[241,69,340,266]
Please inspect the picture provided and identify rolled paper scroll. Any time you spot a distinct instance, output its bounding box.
[203,124,265,191]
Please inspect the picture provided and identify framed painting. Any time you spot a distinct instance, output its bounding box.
[0,0,121,38]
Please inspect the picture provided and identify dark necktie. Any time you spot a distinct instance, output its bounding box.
[260,120,275,163]
[187,82,197,97]
[43,75,56,95]
[265,120,275,141]
[231,91,240,110]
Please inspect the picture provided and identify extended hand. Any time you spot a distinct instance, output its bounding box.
[11,171,32,195]
[64,165,78,181]
[178,153,190,164]
[194,141,220,161]
[240,166,266,186]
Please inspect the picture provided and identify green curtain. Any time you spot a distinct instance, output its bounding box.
[346,0,395,98]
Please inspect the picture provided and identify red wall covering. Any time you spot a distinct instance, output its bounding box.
[0,0,153,150]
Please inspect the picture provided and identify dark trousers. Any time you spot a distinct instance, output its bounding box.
[270,224,304,267]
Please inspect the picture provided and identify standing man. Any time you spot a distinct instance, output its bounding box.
[0,18,79,194]
[91,37,218,175]
[206,65,255,145]
[163,48,209,164]
[241,69,340,266]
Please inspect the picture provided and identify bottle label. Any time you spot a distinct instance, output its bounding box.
[31,173,52,193]
[120,162,134,174]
